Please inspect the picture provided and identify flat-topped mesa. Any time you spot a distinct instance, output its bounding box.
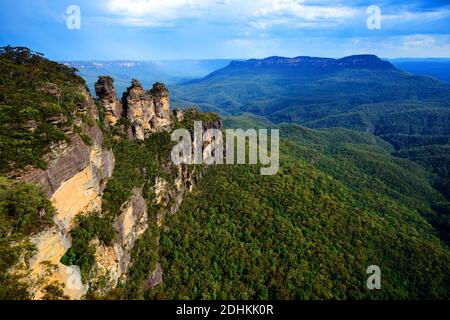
[95,76,123,126]
[122,80,172,140]
[229,54,395,70]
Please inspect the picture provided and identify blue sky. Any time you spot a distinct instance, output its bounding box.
[0,0,449,60]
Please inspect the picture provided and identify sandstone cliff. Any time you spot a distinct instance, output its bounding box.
[83,79,222,298]
[14,87,115,299]
[91,188,148,291]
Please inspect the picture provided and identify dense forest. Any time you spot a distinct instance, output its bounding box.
[171,57,450,193]
[147,124,450,299]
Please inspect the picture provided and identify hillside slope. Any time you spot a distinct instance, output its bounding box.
[174,55,450,213]
[171,55,450,133]
[148,124,450,299]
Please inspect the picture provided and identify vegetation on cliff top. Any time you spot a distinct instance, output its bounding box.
[0,46,87,174]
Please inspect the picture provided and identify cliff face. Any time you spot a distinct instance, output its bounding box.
[84,79,222,298]
[15,87,115,299]
[92,188,148,290]
[88,164,200,294]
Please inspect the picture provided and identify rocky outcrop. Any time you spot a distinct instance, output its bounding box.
[143,263,163,291]
[92,188,148,290]
[95,76,123,126]
[95,78,174,140]
[122,80,172,140]
[170,164,197,214]
[17,128,114,199]
[173,108,184,122]
[27,229,87,300]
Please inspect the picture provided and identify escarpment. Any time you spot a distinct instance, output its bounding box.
[1,47,221,299]
[14,86,115,299]
[91,188,149,291]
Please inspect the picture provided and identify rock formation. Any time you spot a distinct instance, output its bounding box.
[95,78,174,140]
[95,76,123,126]
[92,188,148,290]
[122,80,172,140]
[173,108,184,122]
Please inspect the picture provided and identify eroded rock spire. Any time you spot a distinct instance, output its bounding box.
[95,77,174,140]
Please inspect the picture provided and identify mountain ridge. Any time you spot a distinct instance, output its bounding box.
[227,54,395,70]
[171,53,450,117]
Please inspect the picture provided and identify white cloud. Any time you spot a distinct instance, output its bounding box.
[104,0,226,25]
[106,0,201,17]
[103,0,357,28]
[254,0,356,21]
[383,8,450,22]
